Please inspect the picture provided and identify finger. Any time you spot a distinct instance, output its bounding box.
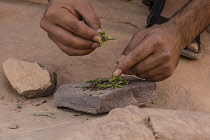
[124,53,164,75]
[49,8,100,41]
[122,32,146,56]
[42,20,99,49]
[79,3,101,30]
[49,34,95,56]
[113,40,154,77]
[146,74,168,82]
[136,65,164,79]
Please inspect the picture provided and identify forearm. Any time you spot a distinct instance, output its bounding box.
[166,0,210,48]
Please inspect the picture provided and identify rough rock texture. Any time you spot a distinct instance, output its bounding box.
[1,105,210,139]
[69,105,210,140]
[54,76,156,114]
[3,58,56,99]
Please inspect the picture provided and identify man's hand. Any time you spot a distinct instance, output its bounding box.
[114,25,184,82]
[114,0,210,82]
[40,0,101,56]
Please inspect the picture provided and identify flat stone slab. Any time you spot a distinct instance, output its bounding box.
[54,76,156,114]
[3,58,57,99]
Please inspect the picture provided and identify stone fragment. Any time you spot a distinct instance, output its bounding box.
[148,115,210,140]
[16,104,22,109]
[41,99,47,104]
[70,105,210,140]
[54,76,156,114]
[3,59,57,99]
[9,124,18,129]
[0,95,3,100]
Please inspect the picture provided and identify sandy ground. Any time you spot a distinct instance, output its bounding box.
[0,0,210,139]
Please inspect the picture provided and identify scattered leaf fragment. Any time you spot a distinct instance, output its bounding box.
[74,112,83,116]
[35,104,42,106]
[82,75,130,91]
[96,92,105,95]
[33,113,55,118]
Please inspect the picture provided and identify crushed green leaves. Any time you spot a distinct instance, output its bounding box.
[83,75,130,91]
[90,92,105,96]
[98,30,116,48]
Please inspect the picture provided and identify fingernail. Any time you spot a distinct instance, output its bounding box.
[92,42,100,48]
[117,55,125,64]
[113,69,122,77]
[97,29,102,33]
[93,36,100,42]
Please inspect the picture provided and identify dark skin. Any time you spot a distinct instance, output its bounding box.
[40,0,101,56]
[114,0,210,81]
[41,0,210,82]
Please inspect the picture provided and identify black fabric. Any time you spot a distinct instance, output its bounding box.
[146,0,166,27]
[195,35,200,44]
[155,16,169,24]
[144,0,201,49]
[142,0,154,9]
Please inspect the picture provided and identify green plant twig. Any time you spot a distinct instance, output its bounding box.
[98,30,116,48]
[74,112,83,116]
[33,113,55,118]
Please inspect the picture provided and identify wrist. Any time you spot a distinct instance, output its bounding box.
[162,22,186,50]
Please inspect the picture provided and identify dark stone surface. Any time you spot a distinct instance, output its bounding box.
[16,104,22,109]
[54,76,157,114]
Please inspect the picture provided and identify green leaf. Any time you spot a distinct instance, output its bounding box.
[74,112,83,116]
[33,113,55,118]
[98,30,116,48]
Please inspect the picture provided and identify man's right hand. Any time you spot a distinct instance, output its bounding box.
[40,0,101,56]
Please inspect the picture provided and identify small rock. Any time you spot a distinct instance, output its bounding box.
[3,58,57,99]
[9,124,18,129]
[54,76,156,114]
[0,95,3,100]
[41,99,47,104]
[16,104,22,109]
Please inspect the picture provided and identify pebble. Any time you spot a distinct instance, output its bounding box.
[16,104,22,109]
[41,99,47,104]
[9,124,18,129]
[0,95,3,100]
